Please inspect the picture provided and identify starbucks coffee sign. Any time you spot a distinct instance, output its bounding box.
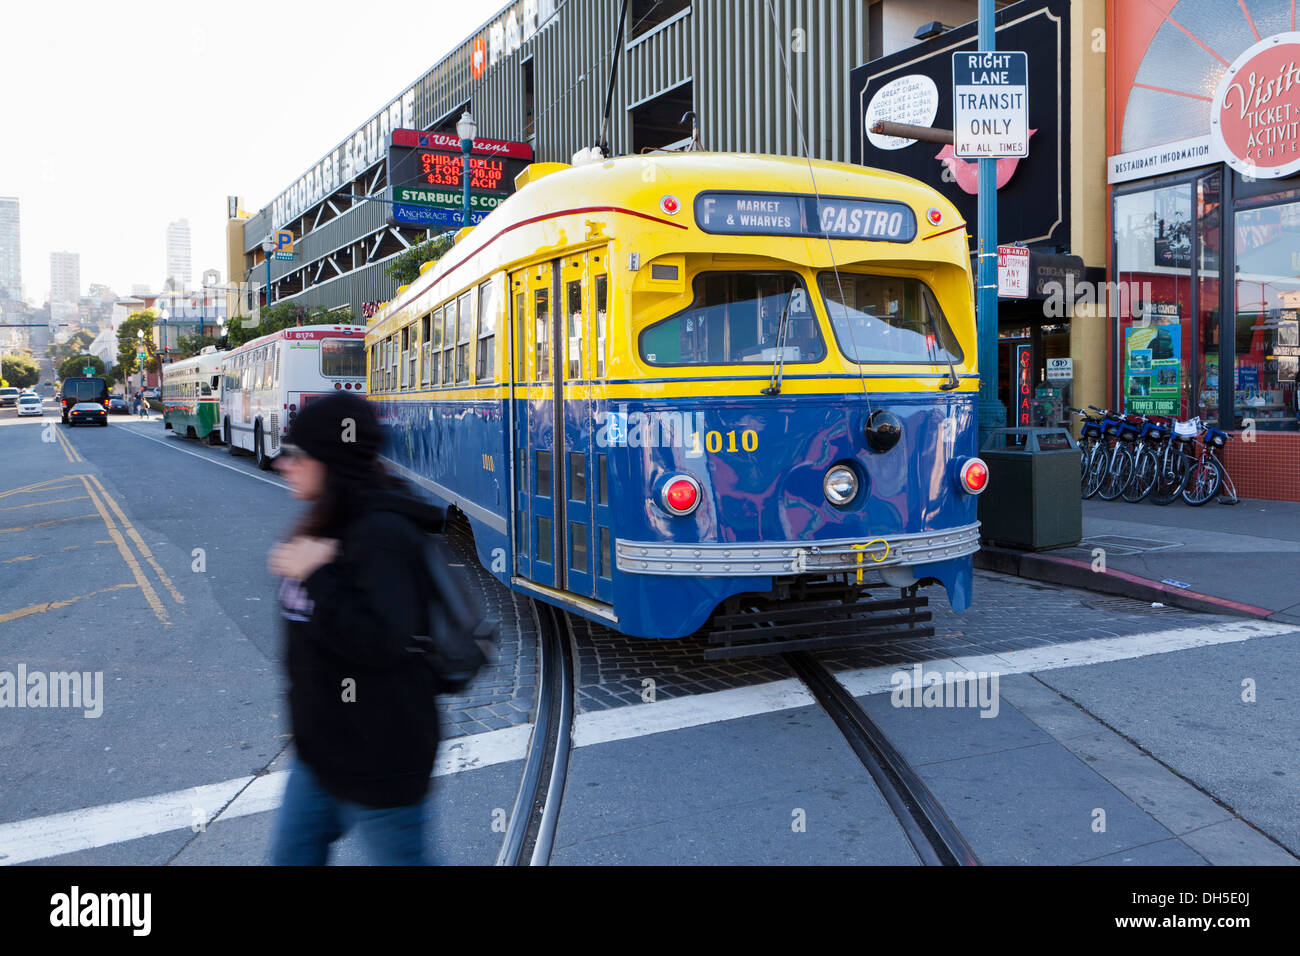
[1212,33,1300,179]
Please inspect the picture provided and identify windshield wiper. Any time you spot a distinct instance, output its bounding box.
[928,308,960,391]
[761,288,796,396]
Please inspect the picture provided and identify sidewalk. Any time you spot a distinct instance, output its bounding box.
[976,497,1300,625]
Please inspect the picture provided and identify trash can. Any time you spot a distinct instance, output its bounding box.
[978,427,1082,550]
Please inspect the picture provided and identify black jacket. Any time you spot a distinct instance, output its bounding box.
[279,485,446,808]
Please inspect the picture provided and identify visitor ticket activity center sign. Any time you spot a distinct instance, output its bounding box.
[952,51,1029,158]
[1109,32,1300,183]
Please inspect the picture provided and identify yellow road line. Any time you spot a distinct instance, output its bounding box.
[53,427,77,462]
[0,514,98,535]
[60,428,84,463]
[1,554,40,564]
[0,583,138,625]
[78,477,169,626]
[0,477,82,500]
[86,475,184,606]
[0,495,91,513]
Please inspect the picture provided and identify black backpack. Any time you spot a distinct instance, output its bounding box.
[407,536,497,695]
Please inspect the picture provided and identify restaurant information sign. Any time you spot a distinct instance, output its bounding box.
[952,51,1029,158]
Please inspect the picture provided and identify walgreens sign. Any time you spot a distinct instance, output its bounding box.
[1212,33,1300,179]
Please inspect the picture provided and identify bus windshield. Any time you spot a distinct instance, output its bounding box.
[639,272,825,366]
[321,338,365,377]
[818,272,964,365]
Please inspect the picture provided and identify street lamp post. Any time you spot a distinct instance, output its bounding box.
[136,328,145,404]
[261,234,276,312]
[457,110,478,228]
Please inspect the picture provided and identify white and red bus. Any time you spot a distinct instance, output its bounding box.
[219,324,367,469]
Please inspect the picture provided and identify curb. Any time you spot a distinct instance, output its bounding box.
[974,546,1276,619]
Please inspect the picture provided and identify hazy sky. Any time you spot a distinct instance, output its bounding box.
[0,0,505,304]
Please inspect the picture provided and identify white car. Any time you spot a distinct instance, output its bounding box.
[17,394,44,417]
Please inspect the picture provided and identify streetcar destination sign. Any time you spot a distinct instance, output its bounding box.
[694,191,917,242]
[952,51,1029,158]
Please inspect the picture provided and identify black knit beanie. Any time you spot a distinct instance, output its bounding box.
[284,392,383,481]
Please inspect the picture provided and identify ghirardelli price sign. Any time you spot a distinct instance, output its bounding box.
[849,0,1069,252]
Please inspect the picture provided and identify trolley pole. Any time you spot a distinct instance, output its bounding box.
[976,0,1007,443]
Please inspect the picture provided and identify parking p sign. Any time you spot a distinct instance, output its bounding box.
[952,51,1028,158]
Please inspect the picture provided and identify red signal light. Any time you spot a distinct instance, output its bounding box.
[959,458,989,494]
[927,207,943,226]
[660,195,680,215]
[661,475,700,515]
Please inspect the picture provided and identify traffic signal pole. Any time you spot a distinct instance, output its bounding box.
[976,0,1007,442]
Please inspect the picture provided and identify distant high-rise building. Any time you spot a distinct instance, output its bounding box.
[0,197,20,301]
[166,219,191,290]
[50,250,80,305]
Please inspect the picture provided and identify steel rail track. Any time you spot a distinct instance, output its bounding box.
[495,600,575,866]
[785,651,980,866]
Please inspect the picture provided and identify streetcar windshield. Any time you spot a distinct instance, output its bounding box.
[818,272,964,365]
[639,272,825,366]
[321,338,365,377]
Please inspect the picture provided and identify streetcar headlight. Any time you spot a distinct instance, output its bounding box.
[824,464,859,506]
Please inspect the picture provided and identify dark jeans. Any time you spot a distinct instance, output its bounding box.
[269,758,431,865]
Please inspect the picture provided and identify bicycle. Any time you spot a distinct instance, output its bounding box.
[1122,413,1172,503]
[1070,407,1104,495]
[1150,416,1197,505]
[1087,410,1139,501]
[1182,421,1234,506]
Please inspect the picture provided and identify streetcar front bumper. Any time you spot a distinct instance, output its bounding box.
[616,521,981,578]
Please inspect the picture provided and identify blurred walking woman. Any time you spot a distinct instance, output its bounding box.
[267,392,445,865]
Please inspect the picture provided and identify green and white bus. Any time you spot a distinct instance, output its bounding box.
[163,346,223,442]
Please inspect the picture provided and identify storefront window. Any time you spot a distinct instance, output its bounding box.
[1197,173,1221,423]
[1114,183,1195,418]
[1233,201,1300,431]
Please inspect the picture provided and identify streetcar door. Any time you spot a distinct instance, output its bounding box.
[516,261,559,589]
[558,251,607,600]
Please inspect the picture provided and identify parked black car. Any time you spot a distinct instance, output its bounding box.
[107,397,129,414]
[68,402,108,427]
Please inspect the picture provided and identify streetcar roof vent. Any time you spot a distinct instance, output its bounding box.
[199,345,217,354]
[514,162,570,190]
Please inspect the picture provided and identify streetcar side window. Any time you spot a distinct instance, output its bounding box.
[420,313,432,386]
[400,327,410,389]
[595,275,608,378]
[456,292,473,384]
[477,279,496,383]
[430,307,443,386]
[534,288,550,380]
[566,279,582,380]
[441,306,454,385]
[818,272,964,366]
[638,272,823,366]
[515,291,527,381]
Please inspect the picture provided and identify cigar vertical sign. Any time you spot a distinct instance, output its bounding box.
[1211,33,1300,180]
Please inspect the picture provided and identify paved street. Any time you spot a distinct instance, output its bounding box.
[0,400,1295,867]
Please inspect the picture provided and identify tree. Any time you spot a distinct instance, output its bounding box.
[46,329,97,367]
[58,354,107,379]
[116,309,160,378]
[175,333,221,359]
[1,354,40,388]
[384,233,455,286]
[223,303,358,349]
